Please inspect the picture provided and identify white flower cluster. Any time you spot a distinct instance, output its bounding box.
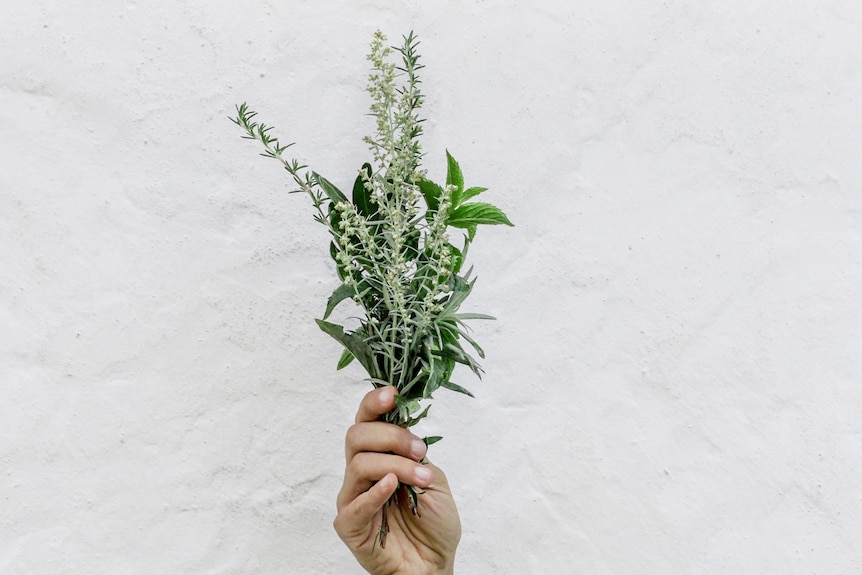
[418,185,455,320]
[323,31,457,347]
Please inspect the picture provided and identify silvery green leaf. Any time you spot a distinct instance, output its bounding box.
[313,172,348,204]
[440,381,475,397]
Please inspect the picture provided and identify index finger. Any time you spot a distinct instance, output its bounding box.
[355,386,397,424]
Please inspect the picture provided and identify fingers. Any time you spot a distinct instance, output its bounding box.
[355,386,397,424]
[345,421,427,463]
[337,451,435,512]
[337,385,444,534]
[333,472,398,543]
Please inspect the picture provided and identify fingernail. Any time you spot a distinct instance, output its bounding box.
[410,439,427,460]
[414,465,433,485]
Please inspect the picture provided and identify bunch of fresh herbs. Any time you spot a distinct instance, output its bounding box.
[231,30,512,546]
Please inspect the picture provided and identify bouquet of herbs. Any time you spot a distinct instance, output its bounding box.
[231,30,512,534]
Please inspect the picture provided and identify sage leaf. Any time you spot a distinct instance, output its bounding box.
[313,172,348,204]
[440,380,475,397]
[452,312,496,321]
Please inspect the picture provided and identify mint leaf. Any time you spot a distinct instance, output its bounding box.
[419,177,443,211]
[447,202,514,228]
[461,186,487,202]
[445,150,464,205]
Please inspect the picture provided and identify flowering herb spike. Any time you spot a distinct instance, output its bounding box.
[231,30,512,548]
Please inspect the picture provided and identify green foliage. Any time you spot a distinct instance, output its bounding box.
[446,150,464,206]
[418,178,442,212]
[448,202,515,229]
[336,349,355,370]
[323,283,355,320]
[352,163,376,217]
[231,31,513,432]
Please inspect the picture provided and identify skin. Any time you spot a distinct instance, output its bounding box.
[334,386,461,575]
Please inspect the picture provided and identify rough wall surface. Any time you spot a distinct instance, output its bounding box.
[2,2,861,573]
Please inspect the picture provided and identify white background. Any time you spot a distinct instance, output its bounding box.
[2,2,861,573]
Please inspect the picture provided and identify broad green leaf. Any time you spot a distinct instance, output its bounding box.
[467,224,477,242]
[328,201,342,230]
[419,177,442,211]
[313,172,348,204]
[442,357,455,381]
[323,283,355,320]
[440,380,475,398]
[330,241,345,280]
[445,150,464,205]
[423,435,443,446]
[336,349,355,370]
[352,163,375,216]
[315,319,376,377]
[461,186,488,202]
[447,202,514,229]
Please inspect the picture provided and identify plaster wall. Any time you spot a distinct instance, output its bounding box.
[2,1,861,573]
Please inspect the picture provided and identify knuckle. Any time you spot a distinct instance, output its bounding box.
[344,423,361,447]
[345,453,365,477]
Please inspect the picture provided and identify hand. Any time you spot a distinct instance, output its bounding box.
[334,386,461,575]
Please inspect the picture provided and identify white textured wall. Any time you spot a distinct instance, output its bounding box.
[2,2,861,573]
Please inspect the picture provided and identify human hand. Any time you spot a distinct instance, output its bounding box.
[334,386,461,575]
